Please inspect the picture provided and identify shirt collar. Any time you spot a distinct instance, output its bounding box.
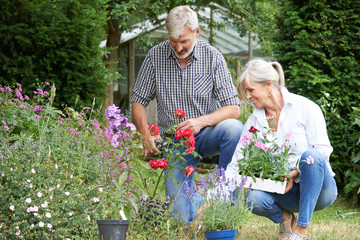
[252,87,292,124]
[166,40,199,61]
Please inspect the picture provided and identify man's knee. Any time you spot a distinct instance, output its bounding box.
[217,119,244,140]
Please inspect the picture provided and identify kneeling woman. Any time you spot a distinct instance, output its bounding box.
[223,59,337,240]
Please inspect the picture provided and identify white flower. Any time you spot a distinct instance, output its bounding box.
[34,213,38,216]
[26,179,31,182]
[70,174,73,178]
[25,198,31,203]
[98,188,103,192]
[93,197,100,203]
[57,184,60,188]
[69,212,73,216]
[10,168,13,171]
[31,168,36,173]
[30,183,33,188]
[46,212,51,218]
[31,224,34,228]
[65,191,70,196]
[87,215,91,221]
[16,226,19,229]
[41,201,48,208]
[27,207,33,213]
[47,223,52,229]
[50,195,53,199]
[37,192,42,197]
[9,205,14,211]
[16,231,20,236]
[49,187,54,192]
[33,206,39,212]
[39,222,44,227]
[55,164,58,169]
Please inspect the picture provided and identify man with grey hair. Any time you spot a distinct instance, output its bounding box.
[131,5,243,222]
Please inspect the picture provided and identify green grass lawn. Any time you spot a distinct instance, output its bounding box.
[187,195,360,240]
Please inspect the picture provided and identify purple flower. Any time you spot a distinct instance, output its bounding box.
[33,105,44,112]
[5,86,13,92]
[16,90,24,100]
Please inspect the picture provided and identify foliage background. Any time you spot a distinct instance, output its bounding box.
[273,0,360,203]
[0,0,111,109]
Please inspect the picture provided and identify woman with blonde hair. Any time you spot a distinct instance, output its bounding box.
[235,58,338,239]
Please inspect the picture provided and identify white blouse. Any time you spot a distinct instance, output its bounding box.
[208,87,335,199]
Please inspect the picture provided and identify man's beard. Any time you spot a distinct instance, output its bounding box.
[172,38,197,60]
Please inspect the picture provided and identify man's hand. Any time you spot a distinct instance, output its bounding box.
[142,135,161,156]
[176,118,204,134]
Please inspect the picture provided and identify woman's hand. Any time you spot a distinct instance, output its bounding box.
[283,169,299,194]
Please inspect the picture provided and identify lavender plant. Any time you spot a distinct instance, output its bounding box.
[189,166,252,232]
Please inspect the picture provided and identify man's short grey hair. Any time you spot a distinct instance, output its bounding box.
[165,5,198,39]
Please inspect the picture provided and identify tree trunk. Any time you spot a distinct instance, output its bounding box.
[103,19,121,108]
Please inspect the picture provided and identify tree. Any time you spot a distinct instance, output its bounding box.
[0,0,111,109]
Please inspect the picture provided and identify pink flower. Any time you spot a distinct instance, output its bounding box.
[306,156,314,164]
[20,105,29,110]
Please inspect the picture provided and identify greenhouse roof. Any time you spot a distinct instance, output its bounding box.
[101,3,260,56]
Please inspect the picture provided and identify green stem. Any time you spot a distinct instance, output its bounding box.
[151,168,164,199]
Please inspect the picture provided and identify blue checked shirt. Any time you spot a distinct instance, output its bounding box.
[131,40,241,133]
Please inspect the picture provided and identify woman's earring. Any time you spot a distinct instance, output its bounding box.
[267,91,272,97]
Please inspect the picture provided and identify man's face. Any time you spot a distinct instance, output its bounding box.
[169,26,200,60]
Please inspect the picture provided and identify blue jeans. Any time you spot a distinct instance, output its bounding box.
[164,119,244,223]
[246,149,338,227]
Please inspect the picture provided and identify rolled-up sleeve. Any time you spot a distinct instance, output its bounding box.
[131,53,156,107]
[212,52,241,107]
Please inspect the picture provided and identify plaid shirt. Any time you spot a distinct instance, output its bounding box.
[131,40,241,133]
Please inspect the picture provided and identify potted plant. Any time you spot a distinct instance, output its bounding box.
[189,166,252,240]
[236,119,296,194]
[94,104,146,240]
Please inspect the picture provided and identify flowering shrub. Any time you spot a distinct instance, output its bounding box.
[188,166,251,232]
[0,83,104,239]
[237,120,295,182]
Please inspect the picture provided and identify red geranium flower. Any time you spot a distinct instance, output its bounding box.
[175,128,184,140]
[149,158,168,170]
[249,126,260,133]
[185,165,194,176]
[174,109,185,119]
[148,124,160,136]
[183,128,193,138]
[185,135,196,147]
[185,146,195,154]
[149,160,159,170]
[158,158,168,169]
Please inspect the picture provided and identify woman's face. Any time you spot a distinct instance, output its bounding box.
[242,79,270,109]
